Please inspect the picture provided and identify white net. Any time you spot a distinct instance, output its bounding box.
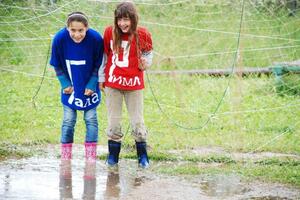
[0,0,299,153]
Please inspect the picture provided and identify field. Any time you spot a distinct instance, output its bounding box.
[0,0,300,188]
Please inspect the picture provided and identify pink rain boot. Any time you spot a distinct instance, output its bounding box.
[61,143,72,160]
[85,142,97,163]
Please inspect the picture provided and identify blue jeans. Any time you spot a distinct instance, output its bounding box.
[61,105,98,144]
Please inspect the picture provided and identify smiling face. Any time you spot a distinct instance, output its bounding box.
[67,21,88,43]
[114,2,138,34]
[117,17,131,33]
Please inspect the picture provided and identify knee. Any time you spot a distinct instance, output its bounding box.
[106,125,123,141]
[131,123,147,142]
[84,112,98,126]
[63,114,76,127]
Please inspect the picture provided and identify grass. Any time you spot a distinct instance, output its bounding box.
[0,0,300,188]
[1,71,300,171]
[155,162,300,186]
[0,143,33,160]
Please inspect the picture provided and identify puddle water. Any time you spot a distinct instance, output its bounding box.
[0,145,299,200]
[199,174,250,196]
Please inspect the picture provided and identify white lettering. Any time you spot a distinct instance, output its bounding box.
[112,76,122,84]
[74,98,83,107]
[70,60,86,65]
[134,76,141,86]
[91,93,99,103]
[73,94,99,108]
[122,77,133,86]
[68,92,75,104]
[109,75,141,86]
[110,40,130,68]
[83,97,91,107]
[65,59,86,83]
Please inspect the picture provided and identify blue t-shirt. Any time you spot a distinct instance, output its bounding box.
[50,27,103,110]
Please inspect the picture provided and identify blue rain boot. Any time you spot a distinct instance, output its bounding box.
[136,142,149,168]
[107,140,121,167]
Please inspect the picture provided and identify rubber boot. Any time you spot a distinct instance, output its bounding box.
[107,140,121,167]
[136,141,149,168]
[85,142,97,163]
[61,143,72,160]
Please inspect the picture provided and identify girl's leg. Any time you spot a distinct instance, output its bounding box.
[105,87,123,141]
[84,107,98,143]
[105,87,124,166]
[84,107,98,162]
[124,89,147,142]
[61,105,77,160]
[124,89,149,168]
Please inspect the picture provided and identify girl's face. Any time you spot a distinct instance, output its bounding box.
[67,21,88,43]
[117,17,131,33]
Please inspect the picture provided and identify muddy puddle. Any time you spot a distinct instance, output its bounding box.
[0,145,299,200]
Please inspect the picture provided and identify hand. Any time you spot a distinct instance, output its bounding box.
[99,82,105,92]
[138,57,147,71]
[84,89,94,96]
[63,86,73,94]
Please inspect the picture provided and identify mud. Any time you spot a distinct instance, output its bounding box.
[0,145,299,200]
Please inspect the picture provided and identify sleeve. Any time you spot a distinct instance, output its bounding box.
[103,27,112,55]
[142,51,153,67]
[98,27,111,83]
[98,53,107,83]
[140,28,153,52]
[49,34,60,68]
[140,28,153,68]
[86,33,104,91]
[50,33,72,89]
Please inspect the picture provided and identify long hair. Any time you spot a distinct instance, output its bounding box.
[113,1,139,54]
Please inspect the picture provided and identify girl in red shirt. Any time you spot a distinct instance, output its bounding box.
[99,1,153,168]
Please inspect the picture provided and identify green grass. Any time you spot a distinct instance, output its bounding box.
[0,143,33,160]
[1,72,299,151]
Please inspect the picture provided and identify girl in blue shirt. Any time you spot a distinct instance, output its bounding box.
[50,12,104,162]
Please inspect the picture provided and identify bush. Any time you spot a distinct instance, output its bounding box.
[275,73,300,95]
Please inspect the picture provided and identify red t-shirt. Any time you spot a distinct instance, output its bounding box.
[103,26,153,90]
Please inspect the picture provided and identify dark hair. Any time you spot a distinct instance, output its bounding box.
[66,11,89,27]
[113,1,139,53]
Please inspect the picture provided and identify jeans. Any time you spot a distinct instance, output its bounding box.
[61,105,98,144]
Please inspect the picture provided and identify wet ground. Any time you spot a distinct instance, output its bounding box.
[0,145,299,200]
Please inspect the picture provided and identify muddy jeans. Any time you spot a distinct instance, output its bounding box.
[105,87,147,142]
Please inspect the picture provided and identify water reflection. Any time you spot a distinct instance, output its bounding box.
[200,174,249,197]
[104,167,120,199]
[0,155,297,200]
[133,175,147,187]
[59,160,97,200]
[82,161,96,200]
[59,160,73,200]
